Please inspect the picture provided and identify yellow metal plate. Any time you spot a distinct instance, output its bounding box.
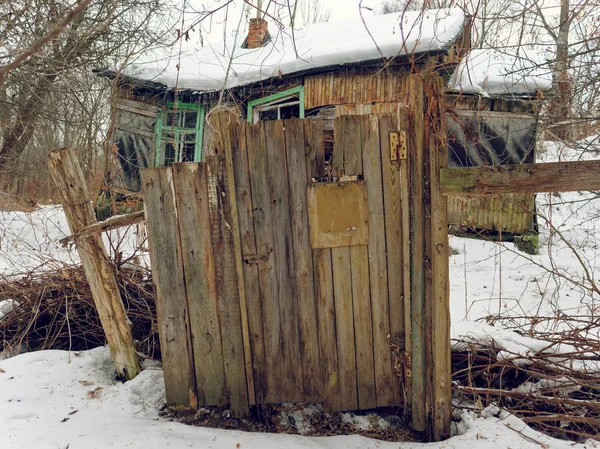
[307,181,369,249]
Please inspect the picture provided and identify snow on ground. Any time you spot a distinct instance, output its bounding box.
[0,347,595,449]
[2,140,600,447]
[0,205,146,277]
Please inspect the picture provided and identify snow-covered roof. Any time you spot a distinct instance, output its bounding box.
[120,8,466,92]
[448,48,553,96]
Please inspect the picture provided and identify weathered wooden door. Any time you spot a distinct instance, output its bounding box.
[224,115,410,411]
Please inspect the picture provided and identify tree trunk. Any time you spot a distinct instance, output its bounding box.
[551,0,572,139]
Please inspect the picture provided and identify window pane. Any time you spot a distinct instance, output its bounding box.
[180,133,196,162]
[165,112,178,127]
[163,142,176,166]
[184,111,198,129]
[259,109,278,121]
[280,104,300,120]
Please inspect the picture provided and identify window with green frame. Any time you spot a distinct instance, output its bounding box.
[155,102,205,167]
[247,86,305,124]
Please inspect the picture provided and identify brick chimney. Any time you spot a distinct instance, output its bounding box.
[246,18,268,49]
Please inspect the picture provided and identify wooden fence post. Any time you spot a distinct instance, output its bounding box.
[407,74,451,441]
[48,148,141,380]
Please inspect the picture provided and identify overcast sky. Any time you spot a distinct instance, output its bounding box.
[181,0,381,45]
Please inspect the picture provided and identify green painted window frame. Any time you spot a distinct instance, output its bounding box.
[246,85,305,123]
[154,102,205,167]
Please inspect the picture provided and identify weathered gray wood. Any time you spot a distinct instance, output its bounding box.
[350,244,376,410]
[314,248,340,410]
[59,210,145,245]
[425,74,452,441]
[140,166,196,406]
[284,118,322,401]
[304,119,326,180]
[230,123,267,404]
[246,123,283,403]
[407,75,426,431]
[206,156,250,417]
[264,120,304,403]
[440,160,600,196]
[172,163,225,407]
[379,114,405,406]
[220,116,255,407]
[343,115,363,175]
[48,148,142,381]
[360,115,396,407]
[331,246,358,411]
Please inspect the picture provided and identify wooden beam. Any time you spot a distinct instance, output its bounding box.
[441,160,600,196]
[60,211,145,245]
[48,148,141,381]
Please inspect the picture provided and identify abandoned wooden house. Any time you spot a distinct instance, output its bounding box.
[101,8,551,237]
[97,7,554,442]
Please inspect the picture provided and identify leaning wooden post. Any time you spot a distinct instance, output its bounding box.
[49,148,141,380]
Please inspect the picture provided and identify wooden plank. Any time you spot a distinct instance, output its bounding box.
[441,160,600,196]
[48,148,142,381]
[284,118,322,401]
[172,163,225,407]
[343,116,362,175]
[139,166,196,406]
[378,114,405,406]
[246,123,283,404]
[425,74,452,441]
[60,210,145,245]
[221,118,255,407]
[378,115,404,344]
[332,117,344,178]
[331,246,358,411]
[264,120,304,403]
[230,123,267,405]
[304,118,326,180]
[206,156,250,417]
[350,244,376,410]
[314,249,340,410]
[399,114,413,410]
[361,115,396,407]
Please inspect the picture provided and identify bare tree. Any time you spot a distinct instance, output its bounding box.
[0,0,174,198]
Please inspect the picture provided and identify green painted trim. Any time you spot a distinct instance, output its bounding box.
[247,85,305,123]
[154,113,164,167]
[155,103,205,165]
[195,106,205,162]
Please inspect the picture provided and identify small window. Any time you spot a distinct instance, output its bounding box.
[155,103,204,167]
[247,86,305,124]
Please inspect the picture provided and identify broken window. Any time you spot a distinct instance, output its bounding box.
[247,86,305,124]
[156,103,204,166]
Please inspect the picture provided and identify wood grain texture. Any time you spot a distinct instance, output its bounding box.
[220,119,255,406]
[230,123,267,405]
[49,148,142,381]
[426,75,452,441]
[246,123,283,403]
[440,160,600,196]
[60,210,145,245]
[350,244,376,410]
[139,166,196,406]
[360,115,396,407]
[284,118,322,401]
[172,163,225,407]
[206,156,249,417]
[264,120,304,403]
[331,246,358,411]
[407,75,426,432]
